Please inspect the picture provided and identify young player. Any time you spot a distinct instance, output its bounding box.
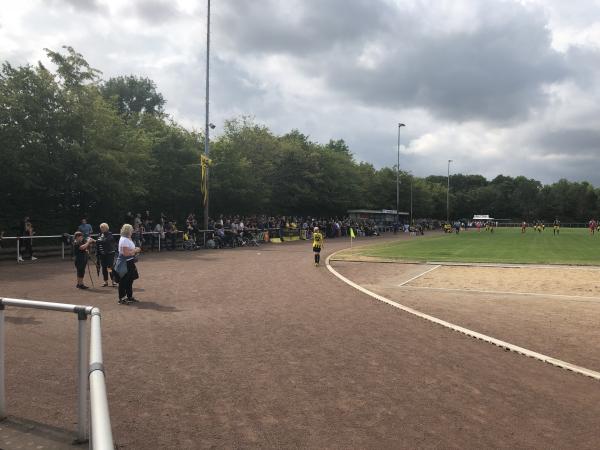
[553,218,560,236]
[521,221,527,233]
[312,226,324,266]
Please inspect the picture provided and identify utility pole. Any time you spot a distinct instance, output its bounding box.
[447,159,452,223]
[203,0,211,230]
[396,123,405,225]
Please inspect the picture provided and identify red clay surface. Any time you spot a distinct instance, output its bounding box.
[0,234,599,449]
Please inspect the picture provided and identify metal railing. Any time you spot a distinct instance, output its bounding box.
[0,228,284,262]
[0,298,113,449]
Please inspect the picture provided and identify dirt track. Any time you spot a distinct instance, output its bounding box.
[1,234,600,449]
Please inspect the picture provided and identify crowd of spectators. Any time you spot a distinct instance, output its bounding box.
[0,211,400,258]
[98,212,389,251]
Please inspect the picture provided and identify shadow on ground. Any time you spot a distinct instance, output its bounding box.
[0,415,83,449]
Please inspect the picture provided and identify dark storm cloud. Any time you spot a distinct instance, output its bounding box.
[215,0,395,56]
[132,0,182,24]
[217,0,568,123]
[538,128,600,156]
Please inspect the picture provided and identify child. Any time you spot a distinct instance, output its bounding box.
[312,227,324,266]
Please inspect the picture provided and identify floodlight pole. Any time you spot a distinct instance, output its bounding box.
[397,123,405,225]
[410,176,413,225]
[447,159,452,223]
[203,0,211,230]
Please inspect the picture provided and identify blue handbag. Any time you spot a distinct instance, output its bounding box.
[113,254,128,278]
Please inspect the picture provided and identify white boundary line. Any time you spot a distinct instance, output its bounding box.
[426,261,600,270]
[326,251,600,381]
[397,265,441,286]
[400,285,600,302]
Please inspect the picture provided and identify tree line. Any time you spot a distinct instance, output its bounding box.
[1,47,599,234]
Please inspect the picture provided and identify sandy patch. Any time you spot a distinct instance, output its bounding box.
[409,266,600,297]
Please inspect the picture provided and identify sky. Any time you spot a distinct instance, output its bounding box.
[2,0,600,184]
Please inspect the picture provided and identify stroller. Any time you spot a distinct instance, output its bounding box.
[182,232,198,250]
[240,230,260,247]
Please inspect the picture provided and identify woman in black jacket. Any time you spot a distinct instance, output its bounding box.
[73,231,95,289]
[96,223,117,287]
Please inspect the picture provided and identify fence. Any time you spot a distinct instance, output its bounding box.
[0,298,113,448]
[0,225,397,262]
[0,228,286,263]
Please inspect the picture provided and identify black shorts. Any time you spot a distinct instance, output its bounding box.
[75,263,86,278]
[313,246,321,253]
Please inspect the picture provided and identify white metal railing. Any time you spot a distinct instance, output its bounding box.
[0,298,113,449]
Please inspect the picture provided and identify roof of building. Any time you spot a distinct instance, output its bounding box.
[348,209,409,215]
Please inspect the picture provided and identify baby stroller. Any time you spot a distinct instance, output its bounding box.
[182,232,198,250]
[240,230,260,247]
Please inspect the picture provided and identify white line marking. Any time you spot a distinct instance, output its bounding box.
[398,265,441,286]
[401,285,600,302]
[325,251,600,381]
[426,261,600,270]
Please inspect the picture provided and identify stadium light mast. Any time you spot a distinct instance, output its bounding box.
[410,174,413,225]
[397,123,405,225]
[203,0,211,230]
[447,159,453,223]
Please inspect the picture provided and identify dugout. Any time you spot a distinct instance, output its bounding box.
[347,209,409,226]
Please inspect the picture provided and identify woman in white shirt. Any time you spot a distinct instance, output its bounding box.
[116,224,141,304]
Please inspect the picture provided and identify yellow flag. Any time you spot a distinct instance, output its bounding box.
[350,227,355,239]
[200,154,212,207]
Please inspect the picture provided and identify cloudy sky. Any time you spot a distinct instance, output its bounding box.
[2,0,600,184]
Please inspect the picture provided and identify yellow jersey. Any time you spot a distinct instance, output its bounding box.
[312,232,324,249]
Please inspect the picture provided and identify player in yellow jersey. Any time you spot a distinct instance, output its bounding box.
[312,227,324,266]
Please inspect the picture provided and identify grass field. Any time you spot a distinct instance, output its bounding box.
[343,227,600,265]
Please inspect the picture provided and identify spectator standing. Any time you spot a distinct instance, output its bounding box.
[78,218,93,239]
[21,220,37,261]
[279,217,286,241]
[17,216,28,261]
[115,224,141,304]
[153,221,164,251]
[96,223,116,287]
[73,231,95,289]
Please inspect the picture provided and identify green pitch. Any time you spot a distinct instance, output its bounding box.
[344,227,600,265]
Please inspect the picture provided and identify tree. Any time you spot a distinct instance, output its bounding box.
[101,75,165,117]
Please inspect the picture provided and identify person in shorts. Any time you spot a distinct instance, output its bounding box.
[73,231,95,289]
[312,226,324,266]
[553,218,560,236]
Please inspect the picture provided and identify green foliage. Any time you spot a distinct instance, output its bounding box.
[2,48,600,234]
[101,75,165,117]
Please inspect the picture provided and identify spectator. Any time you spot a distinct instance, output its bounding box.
[153,221,164,250]
[164,221,177,250]
[78,218,93,239]
[73,231,95,289]
[21,220,37,261]
[115,224,141,305]
[96,223,116,287]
